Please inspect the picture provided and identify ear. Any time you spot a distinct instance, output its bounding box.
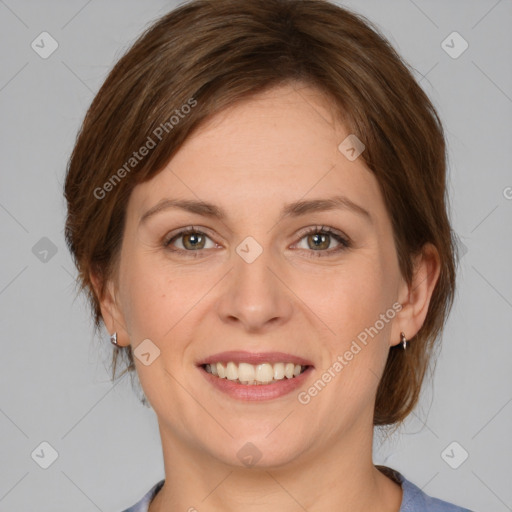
[391,242,441,347]
[90,270,131,347]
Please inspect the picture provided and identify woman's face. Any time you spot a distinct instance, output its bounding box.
[107,83,412,468]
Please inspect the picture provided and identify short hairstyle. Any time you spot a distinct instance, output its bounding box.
[64,0,458,426]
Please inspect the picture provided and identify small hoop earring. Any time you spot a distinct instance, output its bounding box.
[400,332,407,350]
[110,332,118,346]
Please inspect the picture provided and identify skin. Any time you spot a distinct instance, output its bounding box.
[92,82,440,512]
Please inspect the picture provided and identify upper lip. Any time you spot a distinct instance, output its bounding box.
[197,351,314,367]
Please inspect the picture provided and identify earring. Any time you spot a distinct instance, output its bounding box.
[110,332,118,346]
[400,332,407,350]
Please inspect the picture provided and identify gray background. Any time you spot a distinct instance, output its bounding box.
[0,0,511,510]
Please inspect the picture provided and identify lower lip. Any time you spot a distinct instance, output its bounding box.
[198,365,314,401]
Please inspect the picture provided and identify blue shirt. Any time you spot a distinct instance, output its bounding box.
[120,466,473,511]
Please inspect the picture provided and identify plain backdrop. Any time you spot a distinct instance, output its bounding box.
[0,1,511,511]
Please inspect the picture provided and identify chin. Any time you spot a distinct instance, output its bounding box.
[204,434,307,470]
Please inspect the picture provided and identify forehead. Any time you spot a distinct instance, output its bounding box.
[129,83,385,225]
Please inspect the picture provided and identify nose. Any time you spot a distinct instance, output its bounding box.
[216,246,293,333]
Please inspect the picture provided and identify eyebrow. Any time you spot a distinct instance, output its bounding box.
[139,194,372,225]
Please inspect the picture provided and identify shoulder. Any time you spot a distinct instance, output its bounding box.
[119,472,475,512]
[401,477,474,511]
[120,480,164,512]
[378,466,474,512]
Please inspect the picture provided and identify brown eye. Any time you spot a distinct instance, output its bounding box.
[307,232,331,250]
[164,228,215,252]
[181,232,206,250]
[294,226,351,258]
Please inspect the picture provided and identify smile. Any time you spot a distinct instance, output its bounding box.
[203,361,309,385]
[196,350,314,400]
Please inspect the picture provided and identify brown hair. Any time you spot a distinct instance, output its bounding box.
[64,0,458,426]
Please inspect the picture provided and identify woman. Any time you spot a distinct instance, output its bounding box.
[64,0,473,510]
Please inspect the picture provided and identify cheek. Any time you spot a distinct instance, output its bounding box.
[118,251,171,339]
[307,256,394,377]
[119,255,208,343]
[305,258,390,333]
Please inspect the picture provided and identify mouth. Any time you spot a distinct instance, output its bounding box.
[196,351,314,400]
[201,361,310,385]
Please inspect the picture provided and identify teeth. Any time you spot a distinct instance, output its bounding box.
[205,361,307,385]
[285,362,295,379]
[273,362,285,380]
[217,362,226,378]
[226,361,238,381]
[255,363,274,384]
[238,362,255,383]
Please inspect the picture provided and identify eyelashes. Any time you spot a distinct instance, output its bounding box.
[164,226,216,253]
[292,225,351,256]
[163,225,351,259]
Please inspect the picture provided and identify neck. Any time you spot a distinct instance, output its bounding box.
[148,423,402,512]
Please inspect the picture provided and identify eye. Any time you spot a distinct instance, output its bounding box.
[164,227,216,253]
[163,225,351,258]
[293,225,351,257]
